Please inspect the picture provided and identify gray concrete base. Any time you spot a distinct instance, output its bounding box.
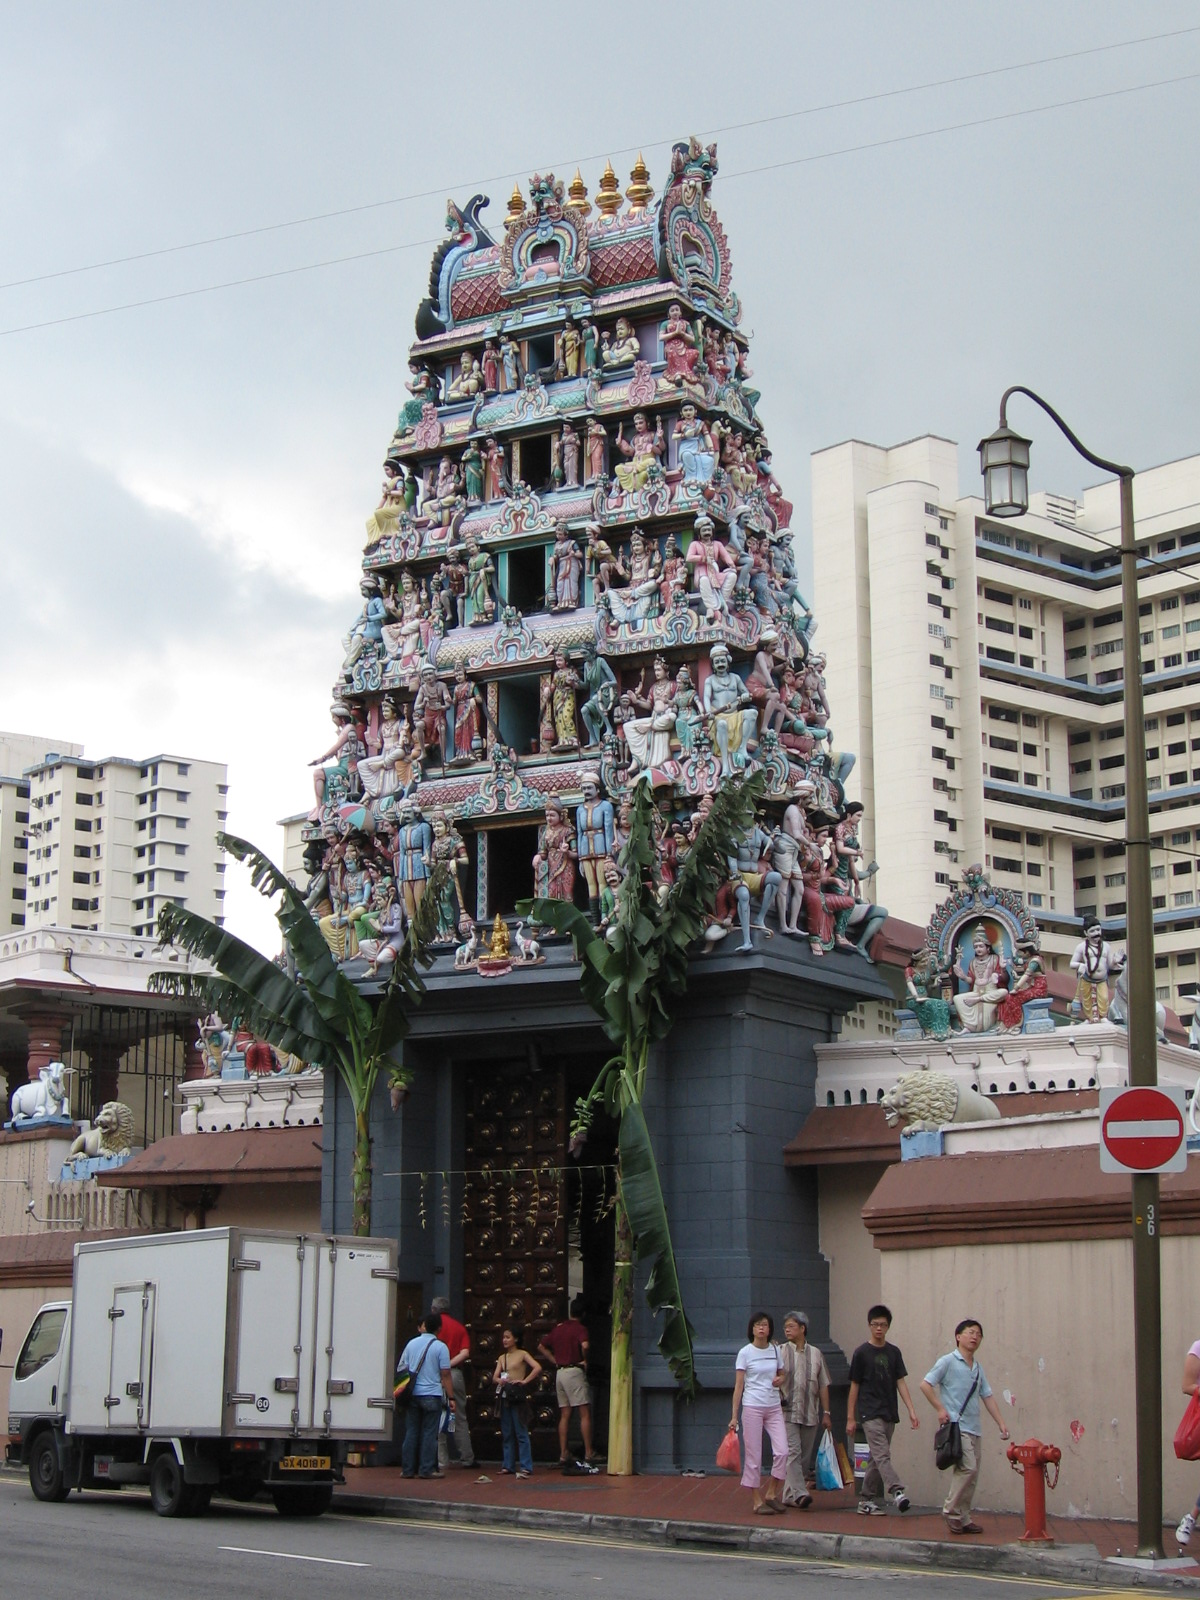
[330,1490,1200,1589]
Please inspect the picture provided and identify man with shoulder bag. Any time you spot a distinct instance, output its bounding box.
[397,1312,456,1480]
[920,1317,1010,1534]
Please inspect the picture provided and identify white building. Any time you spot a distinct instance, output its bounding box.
[0,733,83,931]
[16,745,229,936]
[812,437,1200,1023]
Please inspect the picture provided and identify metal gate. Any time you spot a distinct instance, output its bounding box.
[461,1060,567,1457]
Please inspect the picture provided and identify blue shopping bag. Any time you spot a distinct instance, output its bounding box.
[815,1428,842,1491]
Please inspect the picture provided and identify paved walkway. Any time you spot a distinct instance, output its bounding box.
[338,1462,1200,1586]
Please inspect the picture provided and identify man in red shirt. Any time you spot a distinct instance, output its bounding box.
[538,1297,598,1469]
[431,1296,475,1468]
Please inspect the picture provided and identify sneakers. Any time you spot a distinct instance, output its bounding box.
[857,1500,886,1515]
[892,1488,910,1512]
[1178,1511,1196,1546]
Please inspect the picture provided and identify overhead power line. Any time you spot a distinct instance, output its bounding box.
[2,68,1197,341]
[1,23,1197,293]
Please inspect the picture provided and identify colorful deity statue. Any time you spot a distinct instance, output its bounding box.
[461,440,485,501]
[580,640,617,746]
[533,798,578,901]
[904,947,953,1040]
[342,576,387,675]
[357,880,406,977]
[393,804,433,919]
[622,657,676,773]
[1070,915,1119,1022]
[613,413,664,494]
[601,317,640,366]
[559,317,583,378]
[483,436,510,501]
[499,334,522,391]
[318,842,373,962]
[381,569,428,670]
[704,643,757,777]
[686,516,737,617]
[451,661,485,762]
[673,402,716,486]
[581,317,600,373]
[998,939,1048,1032]
[430,809,469,940]
[448,350,485,402]
[585,418,607,481]
[550,525,584,610]
[465,536,497,623]
[952,925,1010,1033]
[727,816,782,954]
[576,772,615,919]
[308,704,364,820]
[541,651,581,751]
[358,698,415,805]
[561,421,581,487]
[432,548,468,630]
[604,528,661,626]
[661,302,699,382]
[413,664,454,765]
[585,522,620,595]
[746,647,786,735]
[672,664,702,752]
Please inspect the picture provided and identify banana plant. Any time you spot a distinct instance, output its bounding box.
[152,832,445,1235]
[521,770,765,1474]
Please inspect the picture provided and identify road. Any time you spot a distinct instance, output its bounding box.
[0,1480,1097,1599]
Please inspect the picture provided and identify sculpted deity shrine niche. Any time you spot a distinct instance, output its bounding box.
[302,138,885,970]
[897,865,1053,1041]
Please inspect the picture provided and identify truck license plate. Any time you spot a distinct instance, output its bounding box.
[280,1455,330,1472]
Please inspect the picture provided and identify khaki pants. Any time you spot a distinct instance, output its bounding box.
[437,1365,474,1467]
[782,1420,818,1502]
[943,1430,980,1527]
[861,1417,904,1502]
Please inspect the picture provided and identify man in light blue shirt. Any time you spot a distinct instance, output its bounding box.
[398,1312,455,1479]
[920,1318,1010,1534]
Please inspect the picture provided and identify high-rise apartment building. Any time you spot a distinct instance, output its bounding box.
[15,746,229,936]
[812,436,1200,1023]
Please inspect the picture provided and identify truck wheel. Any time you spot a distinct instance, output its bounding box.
[149,1451,189,1517]
[29,1432,69,1503]
[271,1484,333,1517]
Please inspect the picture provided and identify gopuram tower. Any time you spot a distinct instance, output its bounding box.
[309,139,892,1468]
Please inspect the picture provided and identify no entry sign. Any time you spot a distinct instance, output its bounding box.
[1099,1085,1188,1175]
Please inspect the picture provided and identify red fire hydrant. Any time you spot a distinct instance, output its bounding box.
[1007,1438,1061,1543]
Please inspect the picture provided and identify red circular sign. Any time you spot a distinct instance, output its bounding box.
[1101,1087,1185,1172]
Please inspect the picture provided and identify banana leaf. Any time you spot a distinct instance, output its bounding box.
[619,1099,696,1397]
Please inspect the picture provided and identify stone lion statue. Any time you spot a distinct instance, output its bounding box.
[881,1071,1000,1136]
[68,1101,135,1161]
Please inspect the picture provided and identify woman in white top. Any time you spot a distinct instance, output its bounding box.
[729,1311,789,1513]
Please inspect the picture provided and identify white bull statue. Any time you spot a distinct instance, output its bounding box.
[10,1061,70,1124]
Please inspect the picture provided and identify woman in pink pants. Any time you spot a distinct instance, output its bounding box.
[729,1311,789,1513]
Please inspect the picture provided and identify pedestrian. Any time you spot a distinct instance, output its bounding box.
[538,1297,599,1471]
[920,1318,1010,1534]
[730,1311,788,1514]
[846,1304,919,1515]
[779,1310,831,1507]
[492,1326,542,1479]
[398,1312,455,1480]
[431,1295,476,1469]
[1176,1337,1200,1546]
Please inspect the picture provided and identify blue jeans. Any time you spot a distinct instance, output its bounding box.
[500,1398,533,1473]
[402,1394,443,1477]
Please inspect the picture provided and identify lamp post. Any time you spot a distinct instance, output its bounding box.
[980,387,1161,1559]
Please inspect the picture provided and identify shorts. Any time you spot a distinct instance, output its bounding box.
[556,1367,590,1408]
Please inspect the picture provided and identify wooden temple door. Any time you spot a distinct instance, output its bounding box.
[462,1059,567,1460]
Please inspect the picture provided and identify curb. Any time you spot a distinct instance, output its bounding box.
[331,1491,1200,1590]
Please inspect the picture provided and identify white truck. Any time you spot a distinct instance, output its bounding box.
[6,1227,397,1518]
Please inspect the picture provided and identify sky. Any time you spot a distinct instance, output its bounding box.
[3,1,1199,952]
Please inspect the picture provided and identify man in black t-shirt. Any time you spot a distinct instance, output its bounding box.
[845,1304,920,1515]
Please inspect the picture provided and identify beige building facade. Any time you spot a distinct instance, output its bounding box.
[17,746,229,936]
[812,438,1200,1023]
[0,733,82,932]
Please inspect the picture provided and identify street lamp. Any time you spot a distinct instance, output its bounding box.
[980,386,1163,1562]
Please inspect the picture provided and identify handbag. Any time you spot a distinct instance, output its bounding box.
[1175,1391,1200,1460]
[716,1426,741,1474]
[815,1428,842,1491]
[393,1334,436,1408]
[934,1365,981,1470]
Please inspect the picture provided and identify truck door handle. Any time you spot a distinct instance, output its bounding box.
[274,1377,299,1393]
[226,1392,255,1405]
[326,1380,353,1396]
[125,1382,143,1398]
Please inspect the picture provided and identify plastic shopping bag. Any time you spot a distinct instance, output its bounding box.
[1175,1392,1200,1460]
[815,1428,842,1491]
[716,1427,741,1474]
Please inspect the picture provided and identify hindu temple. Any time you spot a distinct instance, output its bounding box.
[303,139,893,1468]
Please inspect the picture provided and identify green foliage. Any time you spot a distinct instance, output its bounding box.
[519,772,765,1397]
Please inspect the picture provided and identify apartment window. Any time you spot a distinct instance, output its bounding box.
[1152,894,1167,909]
[1169,742,1187,756]
[177,763,190,775]
[930,684,944,699]
[989,706,1019,723]
[1019,625,1034,640]
[1104,872,1127,888]
[1176,892,1196,907]
[925,501,938,515]
[931,716,945,729]
[1163,624,1182,639]
[1027,862,1042,877]
[930,654,945,668]
[74,819,92,833]
[175,818,187,830]
[1098,754,1125,770]
[1023,743,1038,757]
[1068,730,1091,746]
[993,826,1021,842]
[1092,639,1123,657]
[1066,645,1087,660]
[993,856,1021,873]
[928,593,942,607]
[1065,616,1087,632]
[1172,830,1192,844]
[175,843,187,856]
[1018,597,1033,611]
[1100,784,1127,799]
[1152,865,1166,880]
[1161,593,1180,607]
[990,766,1018,782]
[1163,654,1183,668]
[989,736,1018,752]
[986,647,1015,664]
[1146,748,1160,761]
[1106,902,1127,916]
[75,792,92,806]
[1174,861,1193,876]
[986,616,1014,634]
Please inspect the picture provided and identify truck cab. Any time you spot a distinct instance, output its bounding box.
[7,1302,72,1500]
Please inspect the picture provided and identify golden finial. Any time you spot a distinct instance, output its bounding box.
[595,159,623,218]
[505,182,525,224]
[625,153,653,213]
[565,167,591,219]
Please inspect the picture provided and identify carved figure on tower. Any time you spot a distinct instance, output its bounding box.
[673,402,716,486]
[550,525,584,610]
[576,773,615,919]
[613,413,664,494]
[533,798,577,901]
[451,661,485,762]
[703,643,757,777]
[686,516,737,617]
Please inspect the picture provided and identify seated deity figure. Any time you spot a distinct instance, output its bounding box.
[604,529,662,626]
[613,413,664,494]
[686,516,738,617]
[358,699,415,803]
[622,656,676,773]
[673,403,716,486]
[952,925,1010,1032]
[702,644,758,778]
[381,569,427,669]
[447,350,484,401]
[601,317,641,366]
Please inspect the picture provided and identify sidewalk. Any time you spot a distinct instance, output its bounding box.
[336,1464,1200,1590]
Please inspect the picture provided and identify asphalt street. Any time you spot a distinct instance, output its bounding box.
[0,1478,1113,1600]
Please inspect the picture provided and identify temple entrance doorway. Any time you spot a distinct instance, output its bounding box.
[461,1048,615,1463]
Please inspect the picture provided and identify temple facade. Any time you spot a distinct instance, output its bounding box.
[307,139,894,1468]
